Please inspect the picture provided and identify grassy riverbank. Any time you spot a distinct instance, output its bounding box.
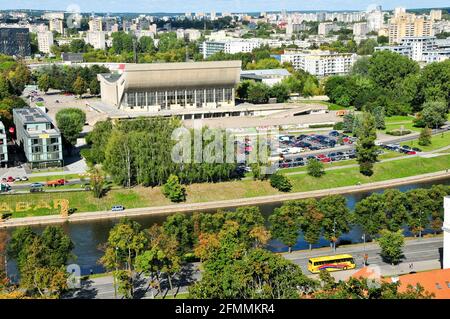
[0,153,449,219]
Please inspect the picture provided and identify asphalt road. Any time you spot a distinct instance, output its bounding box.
[65,236,443,299]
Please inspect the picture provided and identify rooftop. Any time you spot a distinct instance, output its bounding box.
[13,108,53,124]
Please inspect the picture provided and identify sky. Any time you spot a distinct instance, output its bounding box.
[0,0,448,13]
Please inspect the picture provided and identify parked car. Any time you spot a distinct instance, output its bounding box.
[407,151,417,155]
[21,176,28,181]
[14,177,21,182]
[402,145,411,150]
[6,176,14,183]
[30,183,44,192]
[412,147,422,152]
[112,205,125,212]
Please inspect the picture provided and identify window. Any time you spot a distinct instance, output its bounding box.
[31,138,40,145]
[195,89,204,107]
[32,146,42,153]
[224,88,233,103]
[126,92,136,107]
[186,89,195,105]
[177,90,186,106]
[205,88,215,103]
[167,90,176,108]
[50,137,59,144]
[148,91,157,106]
[137,92,146,107]
[216,88,224,104]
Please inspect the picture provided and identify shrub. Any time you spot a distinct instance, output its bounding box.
[333,122,345,130]
[307,159,325,177]
[162,174,186,203]
[386,129,411,136]
[269,173,292,192]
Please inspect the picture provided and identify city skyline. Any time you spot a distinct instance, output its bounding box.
[1,0,449,13]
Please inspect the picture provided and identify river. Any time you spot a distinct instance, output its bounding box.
[1,179,449,277]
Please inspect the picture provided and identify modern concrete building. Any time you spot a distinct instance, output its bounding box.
[0,28,31,57]
[86,31,106,50]
[49,19,64,35]
[97,61,242,113]
[281,50,357,76]
[318,22,341,36]
[13,108,63,168]
[201,40,263,59]
[0,121,8,165]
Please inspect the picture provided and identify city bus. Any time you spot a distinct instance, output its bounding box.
[307,254,356,274]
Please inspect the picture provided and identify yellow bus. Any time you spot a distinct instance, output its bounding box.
[308,254,356,274]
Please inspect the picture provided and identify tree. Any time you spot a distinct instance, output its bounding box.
[89,78,100,95]
[269,173,292,192]
[37,73,51,94]
[356,112,378,176]
[72,75,87,98]
[55,108,86,147]
[162,213,193,256]
[247,82,270,104]
[354,193,386,237]
[418,126,432,146]
[89,165,107,198]
[298,199,324,250]
[419,100,448,129]
[319,195,351,251]
[307,158,325,177]
[405,189,432,237]
[99,218,148,299]
[269,82,290,102]
[371,105,386,130]
[377,229,404,265]
[269,204,301,253]
[162,174,186,202]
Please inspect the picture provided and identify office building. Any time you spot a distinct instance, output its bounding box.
[97,61,241,113]
[281,50,357,76]
[37,31,54,54]
[0,121,8,165]
[13,108,63,168]
[0,28,31,57]
[240,69,291,87]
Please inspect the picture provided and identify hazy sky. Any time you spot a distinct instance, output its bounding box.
[1,0,449,13]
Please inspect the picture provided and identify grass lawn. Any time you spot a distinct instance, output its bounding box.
[288,154,450,192]
[402,131,450,152]
[384,116,415,123]
[1,153,449,219]
[383,122,421,133]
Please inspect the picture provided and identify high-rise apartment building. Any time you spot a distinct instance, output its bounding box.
[388,11,433,44]
[37,31,54,54]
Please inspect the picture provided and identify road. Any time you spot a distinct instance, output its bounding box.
[65,236,443,299]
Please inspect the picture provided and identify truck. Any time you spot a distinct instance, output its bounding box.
[46,179,68,187]
[0,183,11,193]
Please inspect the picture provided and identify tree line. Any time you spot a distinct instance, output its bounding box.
[82,117,241,188]
[325,51,450,122]
[35,64,109,97]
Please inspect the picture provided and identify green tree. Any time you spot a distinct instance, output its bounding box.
[89,78,100,95]
[89,165,107,198]
[37,73,51,94]
[354,193,386,237]
[307,158,325,177]
[419,100,448,129]
[269,204,301,253]
[377,229,404,265]
[269,82,290,102]
[418,126,432,146]
[162,213,193,256]
[72,75,87,97]
[371,105,386,130]
[298,199,324,250]
[247,82,270,104]
[99,218,148,299]
[55,108,86,147]
[319,195,351,251]
[269,173,292,192]
[356,112,378,176]
[162,174,186,202]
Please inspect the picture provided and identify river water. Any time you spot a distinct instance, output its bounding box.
[2,178,449,276]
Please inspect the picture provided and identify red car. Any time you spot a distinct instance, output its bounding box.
[6,176,14,183]
[316,154,326,159]
[407,151,417,155]
[320,157,331,163]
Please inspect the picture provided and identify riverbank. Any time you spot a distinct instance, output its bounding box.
[1,169,449,228]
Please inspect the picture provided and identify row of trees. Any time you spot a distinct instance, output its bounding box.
[35,64,108,96]
[269,185,449,256]
[82,117,241,187]
[2,226,75,298]
[325,52,450,119]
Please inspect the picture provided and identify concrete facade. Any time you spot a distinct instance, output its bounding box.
[97,61,242,113]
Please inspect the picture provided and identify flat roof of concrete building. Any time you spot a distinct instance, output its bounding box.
[13,108,53,124]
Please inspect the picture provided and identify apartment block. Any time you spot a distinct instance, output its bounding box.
[388,12,433,44]
[37,31,54,54]
[49,19,64,34]
[13,108,63,168]
[281,50,357,76]
[201,40,262,59]
[86,31,106,50]
[318,22,341,35]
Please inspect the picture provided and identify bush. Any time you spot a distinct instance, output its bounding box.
[385,129,411,136]
[333,122,345,130]
[162,174,186,203]
[307,159,325,178]
[418,127,432,146]
[269,173,292,192]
